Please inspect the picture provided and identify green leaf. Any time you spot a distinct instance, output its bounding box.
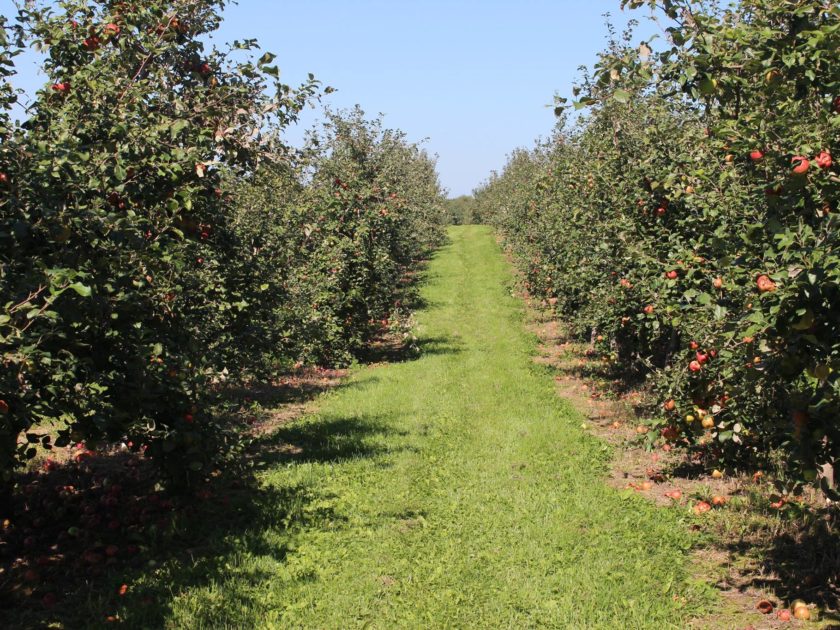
[613,89,631,103]
[68,283,92,297]
[170,120,189,140]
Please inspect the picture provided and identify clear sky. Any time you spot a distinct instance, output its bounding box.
[0,1,658,197]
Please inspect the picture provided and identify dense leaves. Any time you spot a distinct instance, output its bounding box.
[478,0,838,489]
[0,1,445,497]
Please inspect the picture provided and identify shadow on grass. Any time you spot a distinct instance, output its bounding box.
[726,509,840,618]
[223,331,461,409]
[2,315,460,628]
[358,333,463,364]
[1,409,400,629]
[256,412,404,467]
[120,411,402,627]
[221,367,354,409]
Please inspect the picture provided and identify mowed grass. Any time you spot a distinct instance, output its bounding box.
[127,225,711,628]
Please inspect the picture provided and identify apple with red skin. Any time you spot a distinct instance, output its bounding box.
[815,150,832,169]
[689,360,702,372]
[712,277,723,289]
[689,340,699,350]
[666,270,678,279]
[661,425,680,441]
[52,82,70,93]
[749,149,764,161]
[791,155,810,174]
[756,274,776,292]
[696,351,708,364]
[103,23,121,36]
[83,35,101,51]
[693,501,711,514]
[643,304,654,315]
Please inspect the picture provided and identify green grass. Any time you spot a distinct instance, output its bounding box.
[125,225,712,628]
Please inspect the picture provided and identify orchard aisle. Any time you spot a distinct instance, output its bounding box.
[166,226,707,629]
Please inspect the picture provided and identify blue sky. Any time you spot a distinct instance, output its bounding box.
[0,1,658,196]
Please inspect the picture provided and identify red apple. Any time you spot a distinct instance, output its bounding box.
[661,425,680,441]
[689,360,702,372]
[666,270,678,280]
[815,150,832,169]
[749,149,764,162]
[693,501,712,514]
[83,36,101,51]
[756,274,776,292]
[791,155,810,174]
[756,599,773,614]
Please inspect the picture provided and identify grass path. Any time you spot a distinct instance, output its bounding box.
[161,225,708,628]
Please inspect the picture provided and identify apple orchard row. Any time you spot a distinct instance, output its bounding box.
[0,1,447,497]
[477,0,839,488]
